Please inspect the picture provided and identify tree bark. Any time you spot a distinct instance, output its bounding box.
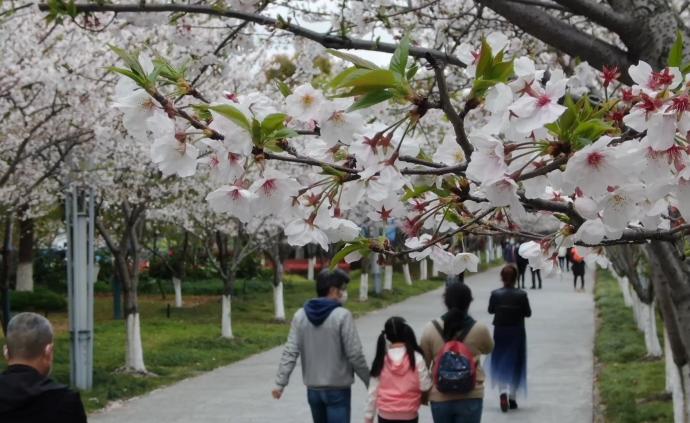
[402,262,413,285]
[420,258,428,280]
[16,217,34,292]
[384,264,393,291]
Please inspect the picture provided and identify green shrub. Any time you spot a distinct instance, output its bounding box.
[11,289,67,313]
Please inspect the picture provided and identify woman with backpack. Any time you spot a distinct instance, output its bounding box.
[420,282,494,423]
[487,265,532,412]
[364,317,432,423]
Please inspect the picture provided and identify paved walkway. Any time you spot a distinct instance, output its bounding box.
[92,267,595,423]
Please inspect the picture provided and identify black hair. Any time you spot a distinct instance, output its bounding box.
[370,316,423,377]
[315,268,350,297]
[442,282,473,340]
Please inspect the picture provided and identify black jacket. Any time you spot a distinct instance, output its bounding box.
[0,364,87,423]
[488,287,532,327]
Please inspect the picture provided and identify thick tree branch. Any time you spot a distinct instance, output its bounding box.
[477,0,634,82]
[37,2,467,68]
[551,0,633,33]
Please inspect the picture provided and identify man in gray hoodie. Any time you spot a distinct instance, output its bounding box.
[273,268,369,423]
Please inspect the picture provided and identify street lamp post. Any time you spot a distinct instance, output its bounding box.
[65,186,95,391]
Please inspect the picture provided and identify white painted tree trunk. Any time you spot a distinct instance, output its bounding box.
[666,329,673,393]
[172,277,183,308]
[15,262,33,292]
[126,313,147,373]
[273,282,286,322]
[420,259,428,280]
[431,259,439,277]
[402,263,412,285]
[384,265,393,291]
[307,257,316,281]
[619,276,633,307]
[488,238,494,260]
[221,295,234,339]
[359,273,368,302]
[640,301,663,358]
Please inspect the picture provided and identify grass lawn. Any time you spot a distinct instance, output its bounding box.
[595,270,672,423]
[0,258,499,413]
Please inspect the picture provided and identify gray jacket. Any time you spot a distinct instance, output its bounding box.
[275,307,370,389]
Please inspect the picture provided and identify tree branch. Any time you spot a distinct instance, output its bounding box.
[37,2,467,68]
[477,0,634,82]
[426,55,474,159]
[550,0,633,33]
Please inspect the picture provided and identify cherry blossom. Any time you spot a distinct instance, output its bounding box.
[285,84,327,122]
[509,70,568,135]
[562,136,625,197]
[148,114,198,177]
[206,184,258,223]
[284,218,330,250]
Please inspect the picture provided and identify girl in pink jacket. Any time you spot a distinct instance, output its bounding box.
[364,317,432,423]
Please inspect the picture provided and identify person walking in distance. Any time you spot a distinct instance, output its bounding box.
[364,317,432,423]
[529,267,542,290]
[420,282,494,423]
[487,266,532,412]
[557,246,568,271]
[514,244,528,289]
[273,269,369,423]
[0,312,87,423]
[570,248,586,292]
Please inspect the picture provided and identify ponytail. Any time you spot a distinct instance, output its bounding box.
[370,331,387,377]
[370,317,422,377]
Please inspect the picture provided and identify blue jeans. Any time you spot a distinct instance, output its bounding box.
[307,388,351,423]
[430,399,483,423]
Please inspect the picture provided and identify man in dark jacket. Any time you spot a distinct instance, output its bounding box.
[273,269,369,423]
[1,312,87,423]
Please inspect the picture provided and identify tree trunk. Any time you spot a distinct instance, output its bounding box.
[0,217,14,335]
[307,256,315,281]
[16,217,34,292]
[431,258,439,278]
[640,300,663,358]
[172,277,183,308]
[120,263,146,373]
[221,293,234,339]
[420,259,428,280]
[402,262,412,285]
[383,264,393,291]
[645,242,690,360]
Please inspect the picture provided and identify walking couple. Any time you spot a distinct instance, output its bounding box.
[273,266,530,422]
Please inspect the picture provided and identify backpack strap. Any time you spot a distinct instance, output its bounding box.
[432,318,476,342]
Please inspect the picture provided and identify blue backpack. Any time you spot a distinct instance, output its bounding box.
[432,320,477,394]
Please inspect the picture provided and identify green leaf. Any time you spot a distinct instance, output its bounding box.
[261,113,287,135]
[109,45,145,77]
[347,89,394,111]
[265,127,299,141]
[326,49,380,69]
[340,69,400,89]
[470,79,497,97]
[389,34,410,76]
[330,243,365,269]
[208,104,251,133]
[276,80,292,97]
[406,63,419,80]
[402,184,433,201]
[682,63,690,75]
[475,39,493,78]
[572,119,614,144]
[106,67,145,86]
[251,118,262,144]
[488,60,514,82]
[668,30,684,68]
[331,68,374,89]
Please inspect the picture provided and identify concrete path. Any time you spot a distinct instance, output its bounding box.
[91,267,595,423]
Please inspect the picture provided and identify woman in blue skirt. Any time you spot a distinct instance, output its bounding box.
[487,265,532,412]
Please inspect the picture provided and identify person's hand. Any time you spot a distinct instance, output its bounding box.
[271,388,283,400]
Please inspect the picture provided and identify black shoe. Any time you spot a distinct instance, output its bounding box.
[509,399,518,410]
[500,394,509,412]
[530,286,535,289]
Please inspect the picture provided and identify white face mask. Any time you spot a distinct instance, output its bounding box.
[339,289,349,304]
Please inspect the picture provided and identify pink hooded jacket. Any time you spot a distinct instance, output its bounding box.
[364,347,432,422]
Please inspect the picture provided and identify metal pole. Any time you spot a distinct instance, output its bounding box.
[67,186,95,391]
